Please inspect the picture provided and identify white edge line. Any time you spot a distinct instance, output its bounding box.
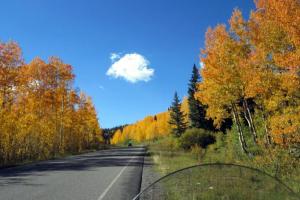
[97,157,135,200]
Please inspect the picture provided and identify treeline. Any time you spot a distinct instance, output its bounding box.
[111,111,172,144]
[196,0,299,152]
[112,0,299,154]
[0,41,102,166]
[102,124,128,144]
[110,64,230,145]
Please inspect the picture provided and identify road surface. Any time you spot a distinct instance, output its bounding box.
[0,147,146,200]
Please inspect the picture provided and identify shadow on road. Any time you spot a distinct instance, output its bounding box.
[0,147,149,186]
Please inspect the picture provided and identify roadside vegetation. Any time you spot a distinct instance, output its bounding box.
[146,133,300,195]
[0,43,102,167]
[112,0,300,195]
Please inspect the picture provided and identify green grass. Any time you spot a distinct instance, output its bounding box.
[143,164,298,200]
[143,135,300,199]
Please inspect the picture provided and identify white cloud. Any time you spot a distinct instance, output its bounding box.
[106,53,154,83]
[110,53,120,62]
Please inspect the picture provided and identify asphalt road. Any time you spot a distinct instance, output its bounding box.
[0,147,146,200]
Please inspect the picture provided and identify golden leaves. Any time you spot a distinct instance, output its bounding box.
[0,41,102,165]
[196,0,300,146]
[111,112,171,144]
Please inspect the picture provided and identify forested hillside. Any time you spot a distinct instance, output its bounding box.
[111,111,171,144]
[110,96,194,144]
[0,42,102,166]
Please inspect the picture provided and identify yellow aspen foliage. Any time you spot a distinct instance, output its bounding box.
[0,41,102,166]
[196,0,300,147]
[111,129,122,144]
[181,97,189,124]
[249,0,300,144]
[111,111,171,144]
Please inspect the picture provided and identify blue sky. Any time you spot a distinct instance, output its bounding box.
[0,0,254,128]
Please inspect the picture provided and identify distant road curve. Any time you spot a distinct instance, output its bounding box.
[0,146,146,200]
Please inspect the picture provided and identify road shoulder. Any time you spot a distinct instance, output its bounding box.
[140,151,161,192]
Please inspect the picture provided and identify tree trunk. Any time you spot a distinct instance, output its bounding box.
[2,87,6,108]
[243,99,258,144]
[262,111,272,145]
[59,95,64,154]
[232,103,248,154]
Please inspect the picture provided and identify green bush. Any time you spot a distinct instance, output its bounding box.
[179,128,215,150]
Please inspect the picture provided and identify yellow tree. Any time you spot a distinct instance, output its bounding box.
[248,0,300,145]
[0,41,23,164]
[196,24,251,153]
[111,111,172,144]
[0,41,23,107]
[111,129,122,144]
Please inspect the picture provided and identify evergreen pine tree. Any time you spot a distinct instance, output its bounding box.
[188,64,206,129]
[169,92,187,137]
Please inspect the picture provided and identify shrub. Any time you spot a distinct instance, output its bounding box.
[149,136,180,151]
[160,136,180,151]
[179,128,215,150]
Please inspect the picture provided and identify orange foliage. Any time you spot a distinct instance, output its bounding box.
[111,111,171,144]
[111,97,190,144]
[0,41,102,165]
[196,0,300,146]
